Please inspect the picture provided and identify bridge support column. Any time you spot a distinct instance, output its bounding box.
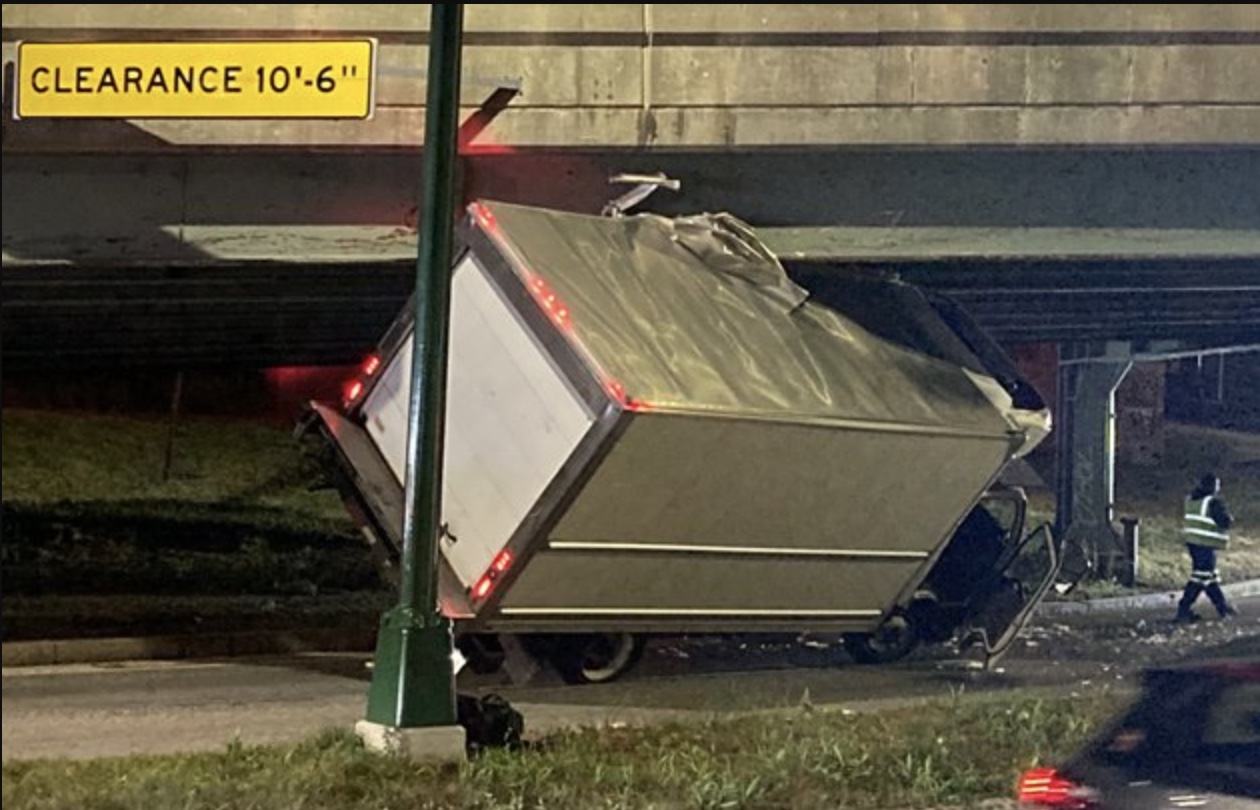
[1055,341,1134,579]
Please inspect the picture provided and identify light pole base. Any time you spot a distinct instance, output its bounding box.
[363,607,457,727]
[355,719,466,761]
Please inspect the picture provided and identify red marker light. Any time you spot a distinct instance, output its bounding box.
[470,549,516,601]
[362,354,381,377]
[344,380,364,403]
[525,273,572,331]
[471,201,498,234]
[604,379,651,412]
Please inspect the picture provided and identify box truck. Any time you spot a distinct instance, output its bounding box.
[301,200,1067,684]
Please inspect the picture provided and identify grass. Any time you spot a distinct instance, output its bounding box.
[1,408,381,631]
[1113,423,1260,589]
[1027,420,1260,595]
[2,689,1119,810]
[0,407,350,530]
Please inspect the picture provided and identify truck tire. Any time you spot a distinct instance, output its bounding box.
[551,633,645,685]
[842,609,918,665]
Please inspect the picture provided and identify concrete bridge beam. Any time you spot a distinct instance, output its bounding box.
[3,4,1258,151]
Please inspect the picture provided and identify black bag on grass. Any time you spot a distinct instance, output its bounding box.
[457,692,524,755]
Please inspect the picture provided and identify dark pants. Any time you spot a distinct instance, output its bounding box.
[1178,543,1232,618]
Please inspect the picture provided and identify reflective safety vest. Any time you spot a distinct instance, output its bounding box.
[1185,495,1229,549]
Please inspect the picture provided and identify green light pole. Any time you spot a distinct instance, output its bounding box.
[365,2,464,729]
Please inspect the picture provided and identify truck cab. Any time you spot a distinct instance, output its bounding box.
[843,485,1066,666]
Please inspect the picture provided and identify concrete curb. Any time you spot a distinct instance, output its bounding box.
[2,625,376,669]
[4,581,1257,669]
[1036,579,1260,617]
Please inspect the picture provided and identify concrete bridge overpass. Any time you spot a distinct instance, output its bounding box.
[2,4,1259,576]
[5,4,1259,152]
[4,4,1256,354]
[4,4,1259,247]
[3,224,1257,369]
[5,5,1258,269]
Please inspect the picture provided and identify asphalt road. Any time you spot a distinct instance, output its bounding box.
[4,595,1256,762]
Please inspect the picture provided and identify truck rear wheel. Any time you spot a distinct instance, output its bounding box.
[551,633,644,685]
[843,610,918,665]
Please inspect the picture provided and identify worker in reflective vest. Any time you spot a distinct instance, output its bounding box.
[1175,472,1237,622]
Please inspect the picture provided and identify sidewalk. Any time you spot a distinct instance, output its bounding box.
[4,580,1258,669]
[1035,578,1260,617]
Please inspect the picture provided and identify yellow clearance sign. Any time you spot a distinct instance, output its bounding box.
[15,40,376,119]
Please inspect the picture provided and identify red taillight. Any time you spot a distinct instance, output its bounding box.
[1017,767,1097,809]
[470,549,515,601]
[341,354,379,408]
